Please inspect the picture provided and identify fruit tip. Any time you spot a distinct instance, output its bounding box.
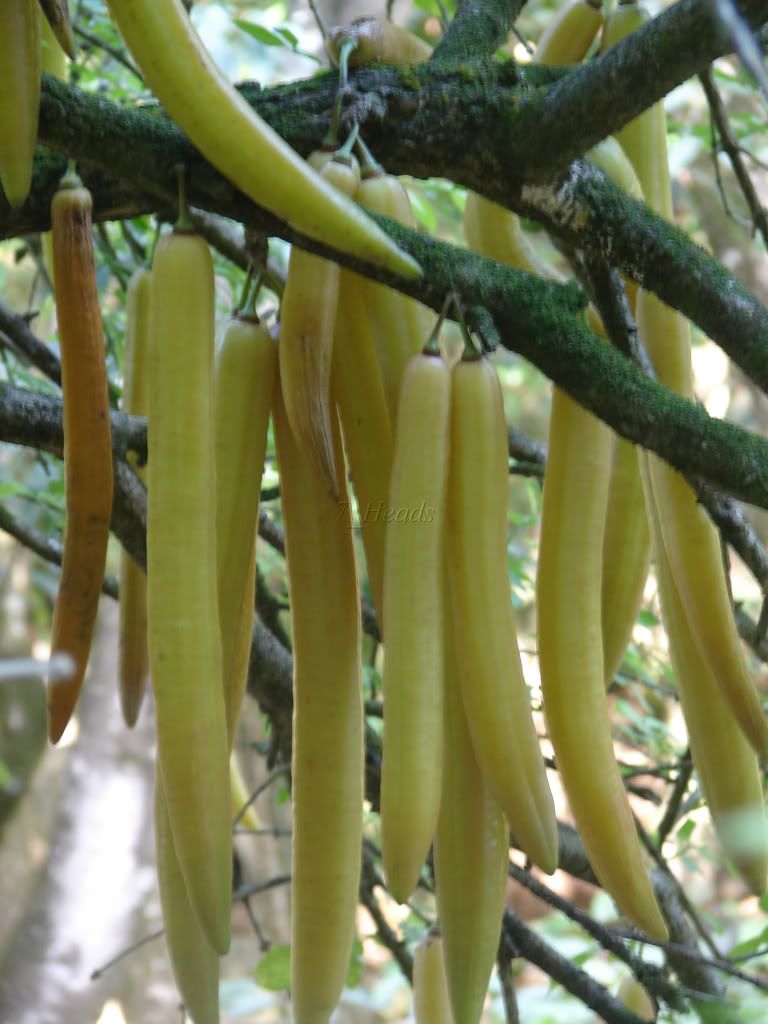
[389,247,423,281]
[382,859,420,905]
[3,186,31,210]
[639,912,668,945]
[59,25,77,62]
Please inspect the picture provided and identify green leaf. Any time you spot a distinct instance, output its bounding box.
[409,189,437,233]
[676,818,696,844]
[274,26,299,48]
[346,936,364,988]
[0,480,33,500]
[275,782,290,806]
[637,609,660,628]
[254,945,291,991]
[570,946,598,967]
[728,925,768,959]
[235,20,289,48]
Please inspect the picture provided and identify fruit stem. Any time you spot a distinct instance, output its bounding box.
[423,292,453,357]
[355,135,384,179]
[173,164,194,232]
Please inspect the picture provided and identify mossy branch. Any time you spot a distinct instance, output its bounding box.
[431,0,525,64]
[4,0,768,513]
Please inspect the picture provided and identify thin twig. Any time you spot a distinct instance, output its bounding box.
[700,67,768,247]
[360,851,414,982]
[0,301,61,385]
[637,822,721,960]
[74,25,143,82]
[656,754,694,847]
[90,928,164,980]
[496,944,521,1024]
[506,862,687,1012]
[232,874,292,902]
[0,503,119,599]
[500,910,650,1024]
[231,763,291,828]
[613,929,768,992]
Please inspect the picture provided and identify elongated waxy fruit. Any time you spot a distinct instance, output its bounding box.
[155,778,220,1024]
[39,0,75,59]
[356,170,429,426]
[601,2,671,218]
[462,3,602,281]
[580,148,647,688]
[588,136,642,202]
[230,750,260,831]
[147,225,231,955]
[617,975,656,1022]
[601,434,650,686]
[47,171,113,743]
[643,462,768,895]
[537,386,667,940]
[40,15,67,288]
[582,303,649,690]
[0,1,41,208]
[413,931,453,1024]
[447,354,558,873]
[537,0,651,691]
[535,0,603,65]
[381,348,450,901]
[434,611,508,1024]
[604,0,768,757]
[40,11,67,80]
[326,17,433,67]
[273,370,364,1024]
[463,191,555,279]
[332,268,394,628]
[215,310,276,740]
[650,448,768,756]
[155,308,275,1013]
[118,267,151,727]
[279,152,359,499]
[105,0,419,279]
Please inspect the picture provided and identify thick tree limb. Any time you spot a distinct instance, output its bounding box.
[8,0,768,233]
[511,164,768,398]
[6,67,768,436]
[510,0,768,183]
[0,301,61,386]
[6,45,768,426]
[431,0,525,63]
[0,384,146,564]
[4,227,768,516]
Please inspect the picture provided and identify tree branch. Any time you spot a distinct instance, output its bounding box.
[512,165,768,399]
[5,52,768,426]
[509,0,768,183]
[0,503,119,599]
[431,0,525,63]
[700,66,768,249]
[4,246,768,520]
[0,386,147,565]
[0,301,61,386]
[5,70,768,518]
[9,0,768,229]
[501,909,649,1024]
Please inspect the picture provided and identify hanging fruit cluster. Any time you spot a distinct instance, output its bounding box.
[7,0,765,1022]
